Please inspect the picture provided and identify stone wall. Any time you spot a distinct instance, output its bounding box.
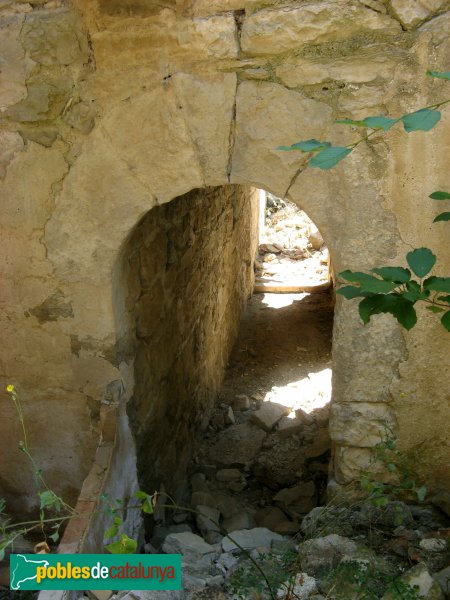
[0,0,449,516]
[117,185,259,499]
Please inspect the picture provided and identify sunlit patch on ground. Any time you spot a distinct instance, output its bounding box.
[261,292,308,309]
[264,367,332,416]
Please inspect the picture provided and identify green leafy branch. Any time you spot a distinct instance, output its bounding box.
[337,192,450,331]
[278,70,450,170]
[103,490,280,600]
[1,385,76,560]
[360,432,427,515]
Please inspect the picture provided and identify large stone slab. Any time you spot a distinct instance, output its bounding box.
[172,72,236,187]
[221,527,283,552]
[162,531,217,558]
[330,402,396,447]
[0,14,29,112]
[100,82,204,203]
[231,81,332,196]
[390,0,445,29]
[207,423,266,466]
[274,481,317,514]
[250,401,289,431]
[276,52,403,88]
[241,2,401,55]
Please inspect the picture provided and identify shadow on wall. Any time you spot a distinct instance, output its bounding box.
[113,184,259,502]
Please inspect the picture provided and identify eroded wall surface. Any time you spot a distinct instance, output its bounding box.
[0,0,449,514]
[119,185,258,500]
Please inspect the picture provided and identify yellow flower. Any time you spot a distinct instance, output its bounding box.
[6,384,14,393]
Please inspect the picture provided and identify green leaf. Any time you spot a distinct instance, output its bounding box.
[433,212,450,222]
[360,474,372,491]
[104,525,119,539]
[390,297,417,330]
[441,310,450,331]
[406,248,436,278]
[372,496,389,508]
[393,513,405,526]
[105,534,137,554]
[339,271,397,293]
[401,108,441,132]
[49,532,59,543]
[142,498,154,515]
[114,516,123,526]
[359,294,396,324]
[363,116,398,131]
[416,485,427,502]
[403,280,429,303]
[429,190,450,200]
[135,490,148,500]
[426,70,450,80]
[335,116,397,130]
[336,285,366,299]
[0,549,4,562]
[335,118,366,127]
[310,146,352,170]
[423,276,450,292]
[371,267,411,283]
[38,490,61,512]
[437,295,450,303]
[387,463,397,473]
[277,139,331,152]
[426,305,445,313]
[135,491,154,514]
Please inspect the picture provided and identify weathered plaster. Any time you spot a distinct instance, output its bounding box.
[1,0,449,515]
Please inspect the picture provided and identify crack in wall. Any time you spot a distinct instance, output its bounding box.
[226,78,238,182]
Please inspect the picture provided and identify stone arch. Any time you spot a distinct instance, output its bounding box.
[0,72,434,513]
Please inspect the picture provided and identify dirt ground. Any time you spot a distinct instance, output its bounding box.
[220,290,334,413]
[188,199,335,526]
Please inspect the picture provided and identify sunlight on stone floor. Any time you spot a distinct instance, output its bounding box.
[264,367,332,416]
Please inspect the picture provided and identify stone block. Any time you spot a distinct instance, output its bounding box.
[276,54,401,88]
[255,506,288,532]
[21,10,90,66]
[162,532,217,559]
[330,402,396,447]
[216,468,242,482]
[274,481,317,514]
[233,394,251,411]
[300,534,359,577]
[172,72,237,186]
[251,401,289,431]
[195,504,221,534]
[390,0,444,29]
[381,563,444,599]
[241,3,400,55]
[207,423,266,466]
[304,428,331,458]
[221,527,283,553]
[231,81,332,196]
[222,512,255,533]
[277,416,306,437]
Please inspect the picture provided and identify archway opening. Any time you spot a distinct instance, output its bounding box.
[117,183,334,542]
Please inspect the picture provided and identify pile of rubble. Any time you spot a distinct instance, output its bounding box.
[255,197,329,288]
[135,497,450,600]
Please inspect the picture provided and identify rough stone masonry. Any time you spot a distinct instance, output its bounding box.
[0,0,449,516]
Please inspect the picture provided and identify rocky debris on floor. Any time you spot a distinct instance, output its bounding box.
[250,401,290,432]
[255,197,329,287]
[129,498,450,600]
[206,423,267,466]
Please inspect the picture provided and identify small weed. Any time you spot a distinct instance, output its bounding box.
[227,548,298,600]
